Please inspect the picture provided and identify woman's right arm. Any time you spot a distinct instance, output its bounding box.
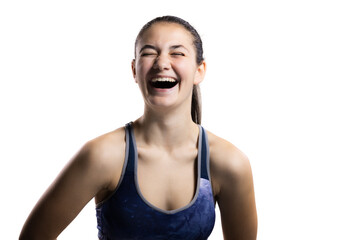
[19,136,119,240]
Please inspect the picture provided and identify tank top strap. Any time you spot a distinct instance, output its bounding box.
[124,122,136,175]
[199,126,211,181]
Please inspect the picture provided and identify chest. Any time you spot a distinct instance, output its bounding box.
[137,146,198,211]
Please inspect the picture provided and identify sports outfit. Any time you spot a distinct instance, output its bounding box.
[96,123,216,240]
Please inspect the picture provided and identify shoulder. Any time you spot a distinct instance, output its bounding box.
[205,129,252,195]
[83,126,126,162]
[206,129,251,177]
[75,127,126,188]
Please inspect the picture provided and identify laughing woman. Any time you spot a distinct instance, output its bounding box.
[20,16,257,240]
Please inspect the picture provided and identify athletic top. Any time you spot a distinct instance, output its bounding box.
[96,122,216,240]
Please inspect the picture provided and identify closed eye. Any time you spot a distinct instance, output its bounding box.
[171,52,185,56]
[141,52,157,57]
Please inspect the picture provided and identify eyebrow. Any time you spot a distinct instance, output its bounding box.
[139,45,157,53]
[170,45,188,51]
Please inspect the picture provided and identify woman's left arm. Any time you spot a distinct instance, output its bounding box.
[215,146,257,240]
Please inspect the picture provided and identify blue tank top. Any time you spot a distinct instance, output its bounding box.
[96,123,216,240]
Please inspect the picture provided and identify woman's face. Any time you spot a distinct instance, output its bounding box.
[132,22,205,111]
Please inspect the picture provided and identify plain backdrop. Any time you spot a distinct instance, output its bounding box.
[1,0,359,239]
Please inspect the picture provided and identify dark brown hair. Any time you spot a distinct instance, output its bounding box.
[135,16,204,124]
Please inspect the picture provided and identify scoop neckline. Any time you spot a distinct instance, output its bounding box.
[129,123,203,215]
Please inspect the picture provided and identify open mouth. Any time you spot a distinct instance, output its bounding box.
[150,77,179,89]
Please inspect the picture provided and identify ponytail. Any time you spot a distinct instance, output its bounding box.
[191,85,201,124]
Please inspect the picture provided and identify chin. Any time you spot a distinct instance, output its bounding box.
[146,98,178,109]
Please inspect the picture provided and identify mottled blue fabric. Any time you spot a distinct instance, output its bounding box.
[96,123,216,240]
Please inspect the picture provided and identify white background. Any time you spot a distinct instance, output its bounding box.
[1,0,359,239]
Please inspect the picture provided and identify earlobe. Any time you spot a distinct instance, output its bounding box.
[194,61,206,85]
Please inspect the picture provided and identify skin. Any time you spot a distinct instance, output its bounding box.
[19,22,257,240]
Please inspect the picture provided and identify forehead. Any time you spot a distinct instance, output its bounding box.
[136,22,194,50]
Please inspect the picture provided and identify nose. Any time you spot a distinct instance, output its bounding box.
[153,54,170,71]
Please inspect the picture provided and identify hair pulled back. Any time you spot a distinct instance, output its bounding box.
[135,16,204,124]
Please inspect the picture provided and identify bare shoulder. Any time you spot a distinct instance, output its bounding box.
[84,127,126,164]
[81,127,126,186]
[206,130,252,190]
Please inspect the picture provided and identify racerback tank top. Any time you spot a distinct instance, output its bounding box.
[96,123,216,240]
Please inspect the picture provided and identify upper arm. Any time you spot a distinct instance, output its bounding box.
[19,139,115,240]
[212,140,257,240]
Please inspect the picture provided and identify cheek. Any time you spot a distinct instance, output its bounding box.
[176,63,197,81]
[135,61,150,79]
[173,59,196,74]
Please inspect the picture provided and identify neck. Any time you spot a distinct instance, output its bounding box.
[134,105,199,149]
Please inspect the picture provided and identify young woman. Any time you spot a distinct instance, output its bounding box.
[20,16,257,240]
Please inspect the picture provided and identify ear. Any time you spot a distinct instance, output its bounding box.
[194,61,206,85]
[131,59,137,82]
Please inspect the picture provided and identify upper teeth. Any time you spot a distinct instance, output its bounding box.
[151,77,176,83]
